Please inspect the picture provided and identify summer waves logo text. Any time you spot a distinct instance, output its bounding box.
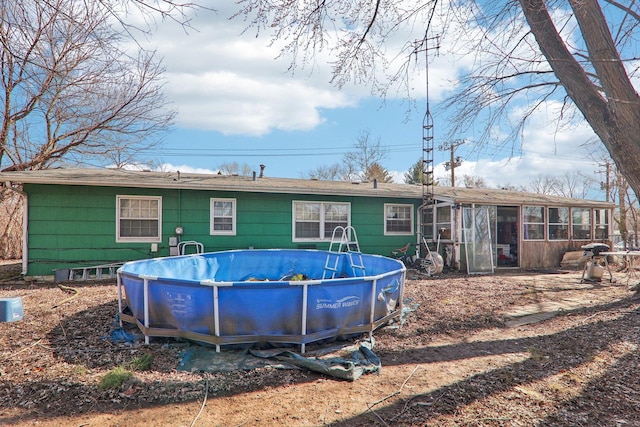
[316,296,360,310]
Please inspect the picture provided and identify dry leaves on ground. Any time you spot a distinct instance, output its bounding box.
[1,262,639,426]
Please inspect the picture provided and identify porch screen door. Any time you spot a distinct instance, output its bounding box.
[462,206,495,274]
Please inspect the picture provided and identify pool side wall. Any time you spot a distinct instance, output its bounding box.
[117,250,405,349]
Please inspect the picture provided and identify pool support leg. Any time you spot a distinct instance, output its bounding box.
[213,285,220,352]
[116,272,123,328]
[143,278,150,345]
[369,278,377,341]
[301,283,308,354]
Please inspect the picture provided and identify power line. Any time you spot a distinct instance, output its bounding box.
[148,143,420,158]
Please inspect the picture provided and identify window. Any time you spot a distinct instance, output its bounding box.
[436,205,453,240]
[384,204,414,235]
[572,207,592,240]
[523,206,544,240]
[594,209,609,241]
[210,198,236,235]
[421,205,434,240]
[293,201,350,240]
[548,207,569,240]
[117,196,161,242]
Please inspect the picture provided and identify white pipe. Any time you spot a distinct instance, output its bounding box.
[301,283,308,354]
[116,272,123,327]
[213,285,220,352]
[143,277,149,345]
[369,278,377,340]
[21,194,28,276]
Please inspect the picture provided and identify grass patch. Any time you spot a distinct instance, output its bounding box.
[129,353,154,371]
[99,366,133,390]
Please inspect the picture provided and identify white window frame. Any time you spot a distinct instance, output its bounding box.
[116,195,162,243]
[384,203,414,235]
[292,201,351,242]
[435,204,453,241]
[420,205,435,240]
[523,205,545,241]
[210,198,237,236]
[572,207,592,240]
[548,207,569,241]
[594,208,609,241]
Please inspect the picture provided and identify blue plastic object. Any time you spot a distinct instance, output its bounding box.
[117,249,405,351]
[0,297,24,322]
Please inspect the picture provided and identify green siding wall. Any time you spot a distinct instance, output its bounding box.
[24,184,419,277]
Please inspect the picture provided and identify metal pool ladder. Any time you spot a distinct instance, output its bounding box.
[323,226,366,279]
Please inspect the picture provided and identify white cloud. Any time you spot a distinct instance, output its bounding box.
[137,7,360,135]
[155,163,218,175]
[430,100,601,189]
[166,71,355,134]
[121,2,611,200]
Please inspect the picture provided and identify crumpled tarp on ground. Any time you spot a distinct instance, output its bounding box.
[175,298,420,381]
[178,339,380,381]
[108,298,419,381]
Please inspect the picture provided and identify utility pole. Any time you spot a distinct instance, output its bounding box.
[599,161,611,202]
[439,140,465,187]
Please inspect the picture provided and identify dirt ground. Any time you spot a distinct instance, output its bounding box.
[1,261,640,427]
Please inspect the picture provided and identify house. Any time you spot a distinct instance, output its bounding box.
[0,168,613,278]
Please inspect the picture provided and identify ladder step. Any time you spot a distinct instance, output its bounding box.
[64,263,124,282]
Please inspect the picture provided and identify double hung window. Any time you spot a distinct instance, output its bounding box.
[293,201,350,240]
[523,206,544,240]
[385,204,413,235]
[548,207,569,240]
[210,198,236,235]
[116,196,162,242]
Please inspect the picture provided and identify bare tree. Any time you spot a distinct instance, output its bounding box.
[98,0,210,35]
[343,130,388,181]
[235,1,640,200]
[610,170,640,249]
[0,0,210,259]
[522,175,559,195]
[217,162,253,176]
[305,163,344,181]
[302,129,389,181]
[521,172,595,197]
[554,171,596,199]
[0,0,177,172]
[0,189,22,259]
[462,175,487,188]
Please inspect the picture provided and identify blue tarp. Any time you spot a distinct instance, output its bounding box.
[177,339,381,381]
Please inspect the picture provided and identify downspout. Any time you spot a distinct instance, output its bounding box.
[21,194,27,275]
[4,182,28,275]
[452,204,459,270]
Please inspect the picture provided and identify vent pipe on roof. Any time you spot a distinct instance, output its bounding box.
[373,179,377,189]
[259,164,265,178]
[252,171,256,181]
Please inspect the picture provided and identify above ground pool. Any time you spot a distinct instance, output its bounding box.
[117,249,406,352]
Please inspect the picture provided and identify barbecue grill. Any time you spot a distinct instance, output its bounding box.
[580,243,613,283]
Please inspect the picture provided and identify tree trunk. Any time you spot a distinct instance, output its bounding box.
[519,0,640,199]
[0,189,23,259]
[617,175,628,246]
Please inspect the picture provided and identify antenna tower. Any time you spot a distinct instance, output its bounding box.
[413,22,440,212]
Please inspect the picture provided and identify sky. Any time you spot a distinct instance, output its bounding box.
[129,3,609,199]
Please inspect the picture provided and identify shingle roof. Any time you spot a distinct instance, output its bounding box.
[0,168,612,208]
